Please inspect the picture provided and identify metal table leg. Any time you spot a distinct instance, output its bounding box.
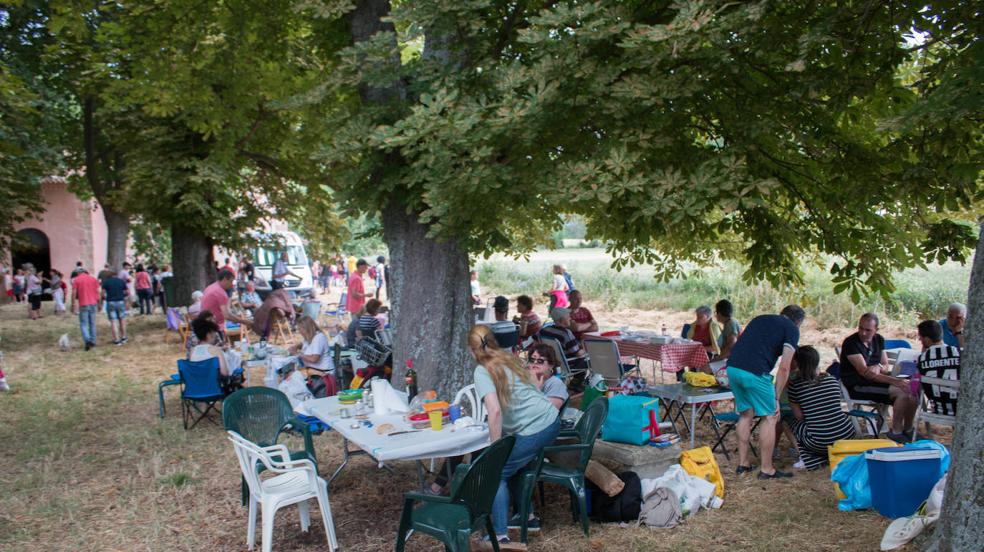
[690,403,698,449]
[328,437,366,485]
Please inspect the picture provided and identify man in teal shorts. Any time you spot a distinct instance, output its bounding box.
[726,305,805,479]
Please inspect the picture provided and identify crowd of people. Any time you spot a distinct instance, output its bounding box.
[464,265,967,493]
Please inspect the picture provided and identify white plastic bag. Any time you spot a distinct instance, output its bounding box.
[641,464,722,518]
[278,370,313,408]
[58,333,71,351]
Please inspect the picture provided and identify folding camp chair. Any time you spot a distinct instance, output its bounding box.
[583,338,632,385]
[491,327,519,350]
[827,361,885,436]
[539,336,587,384]
[163,307,184,344]
[710,412,762,461]
[269,310,294,345]
[178,357,225,430]
[324,292,347,323]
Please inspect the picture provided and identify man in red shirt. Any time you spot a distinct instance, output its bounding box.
[568,290,598,340]
[201,270,247,334]
[514,295,542,342]
[346,259,369,315]
[71,268,102,350]
[220,257,237,278]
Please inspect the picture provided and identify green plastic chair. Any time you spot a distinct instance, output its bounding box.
[395,435,516,552]
[517,397,609,542]
[222,387,317,505]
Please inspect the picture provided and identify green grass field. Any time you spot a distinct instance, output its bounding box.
[478,249,972,330]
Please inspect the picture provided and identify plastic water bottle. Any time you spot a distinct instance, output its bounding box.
[909,372,921,397]
[661,324,668,336]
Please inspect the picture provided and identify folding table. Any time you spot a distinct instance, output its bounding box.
[647,383,734,448]
[305,396,490,488]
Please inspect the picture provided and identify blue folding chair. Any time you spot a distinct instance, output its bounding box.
[178,358,225,430]
[884,339,912,349]
[158,373,182,419]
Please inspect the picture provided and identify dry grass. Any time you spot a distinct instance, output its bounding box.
[0,300,918,552]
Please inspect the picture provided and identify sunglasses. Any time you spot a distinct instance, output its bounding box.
[529,357,549,365]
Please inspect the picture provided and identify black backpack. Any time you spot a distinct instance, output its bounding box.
[589,471,642,522]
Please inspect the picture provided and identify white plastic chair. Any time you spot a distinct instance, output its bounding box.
[912,376,958,440]
[228,431,338,552]
[453,383,486,421]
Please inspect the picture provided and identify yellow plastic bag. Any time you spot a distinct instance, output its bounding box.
[680,446,725,498]
[684,371,717,387]
[827,439,899,499]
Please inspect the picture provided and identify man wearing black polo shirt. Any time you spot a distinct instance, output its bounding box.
[838,313,917,443]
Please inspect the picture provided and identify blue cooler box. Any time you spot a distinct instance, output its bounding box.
[865,447,942,518]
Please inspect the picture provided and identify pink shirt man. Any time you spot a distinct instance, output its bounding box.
[72,273,101,306]
[201,281,230,325]
[347,273,365,314]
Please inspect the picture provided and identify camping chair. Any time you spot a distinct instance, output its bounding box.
[223,387,317,506]
[178,357,225,430]
[710,412,762,462]
[225,321,248,346]
[395,435,516,552]
[518,398,609,542]
[324,292,347,323]
[883,339,912,350]
[884,339,915,369]
[157,373,182,419]
[269,309,294,345]
[912,376,958,441]
[827,361,885,436]
[583,338,633,385]
[228,431,337,552]
[163,307,184,344]
[491,328,519,350]
[539,336,588,384]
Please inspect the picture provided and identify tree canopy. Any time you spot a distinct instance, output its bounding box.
[323,0,982,298]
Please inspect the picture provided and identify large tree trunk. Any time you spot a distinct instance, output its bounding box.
[83,96,130,270]
[929,224,984,550]
[103,206,129,270]
[383,202,473,398]
[348,0,473,397]
[170,222,212,307]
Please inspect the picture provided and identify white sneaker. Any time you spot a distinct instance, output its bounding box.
[793,459,806,470]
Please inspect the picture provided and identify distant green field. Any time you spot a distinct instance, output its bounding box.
[477,249,972,329]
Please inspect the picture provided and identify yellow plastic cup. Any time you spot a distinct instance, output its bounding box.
[428,410,443,431]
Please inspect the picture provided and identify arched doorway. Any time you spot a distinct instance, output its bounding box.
[11,228,51,276]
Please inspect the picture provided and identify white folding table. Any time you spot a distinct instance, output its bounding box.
[305,396,490,487]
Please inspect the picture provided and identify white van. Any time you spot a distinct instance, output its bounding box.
[251,231,314,297]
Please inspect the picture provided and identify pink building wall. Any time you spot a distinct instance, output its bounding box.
[11,178,108,274]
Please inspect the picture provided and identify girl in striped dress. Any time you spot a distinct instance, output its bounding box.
[787,346,859,470]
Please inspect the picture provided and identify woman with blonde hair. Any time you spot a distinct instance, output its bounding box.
[291,315,335,376]
[470,324,559,548]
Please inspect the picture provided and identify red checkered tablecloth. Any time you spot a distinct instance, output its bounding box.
[594,337,709,373]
